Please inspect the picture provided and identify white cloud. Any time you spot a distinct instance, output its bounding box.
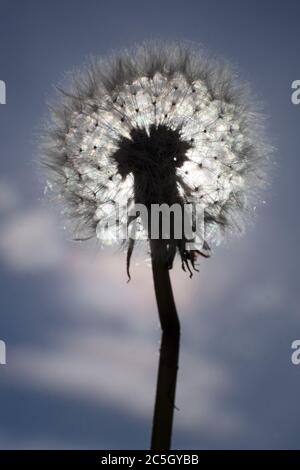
[0,179,19,212]
[9,329,242,437]
[60,250,202,336]
[0,184,284,445]
[0,208,64,270]
[239,282,286,313]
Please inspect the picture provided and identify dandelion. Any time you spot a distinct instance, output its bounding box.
[40,41,270,450]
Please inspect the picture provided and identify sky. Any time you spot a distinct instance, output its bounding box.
[0,0,300,449]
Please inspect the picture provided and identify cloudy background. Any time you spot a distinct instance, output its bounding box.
[0,0,299,449]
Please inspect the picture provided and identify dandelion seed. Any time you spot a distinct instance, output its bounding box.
[41,41,269,269]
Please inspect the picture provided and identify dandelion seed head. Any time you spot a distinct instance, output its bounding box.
[40,41,271,266]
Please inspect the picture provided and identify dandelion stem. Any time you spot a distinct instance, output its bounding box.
[150,240,180,451]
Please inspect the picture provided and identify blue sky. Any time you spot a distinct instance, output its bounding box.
[0,0,299,449]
